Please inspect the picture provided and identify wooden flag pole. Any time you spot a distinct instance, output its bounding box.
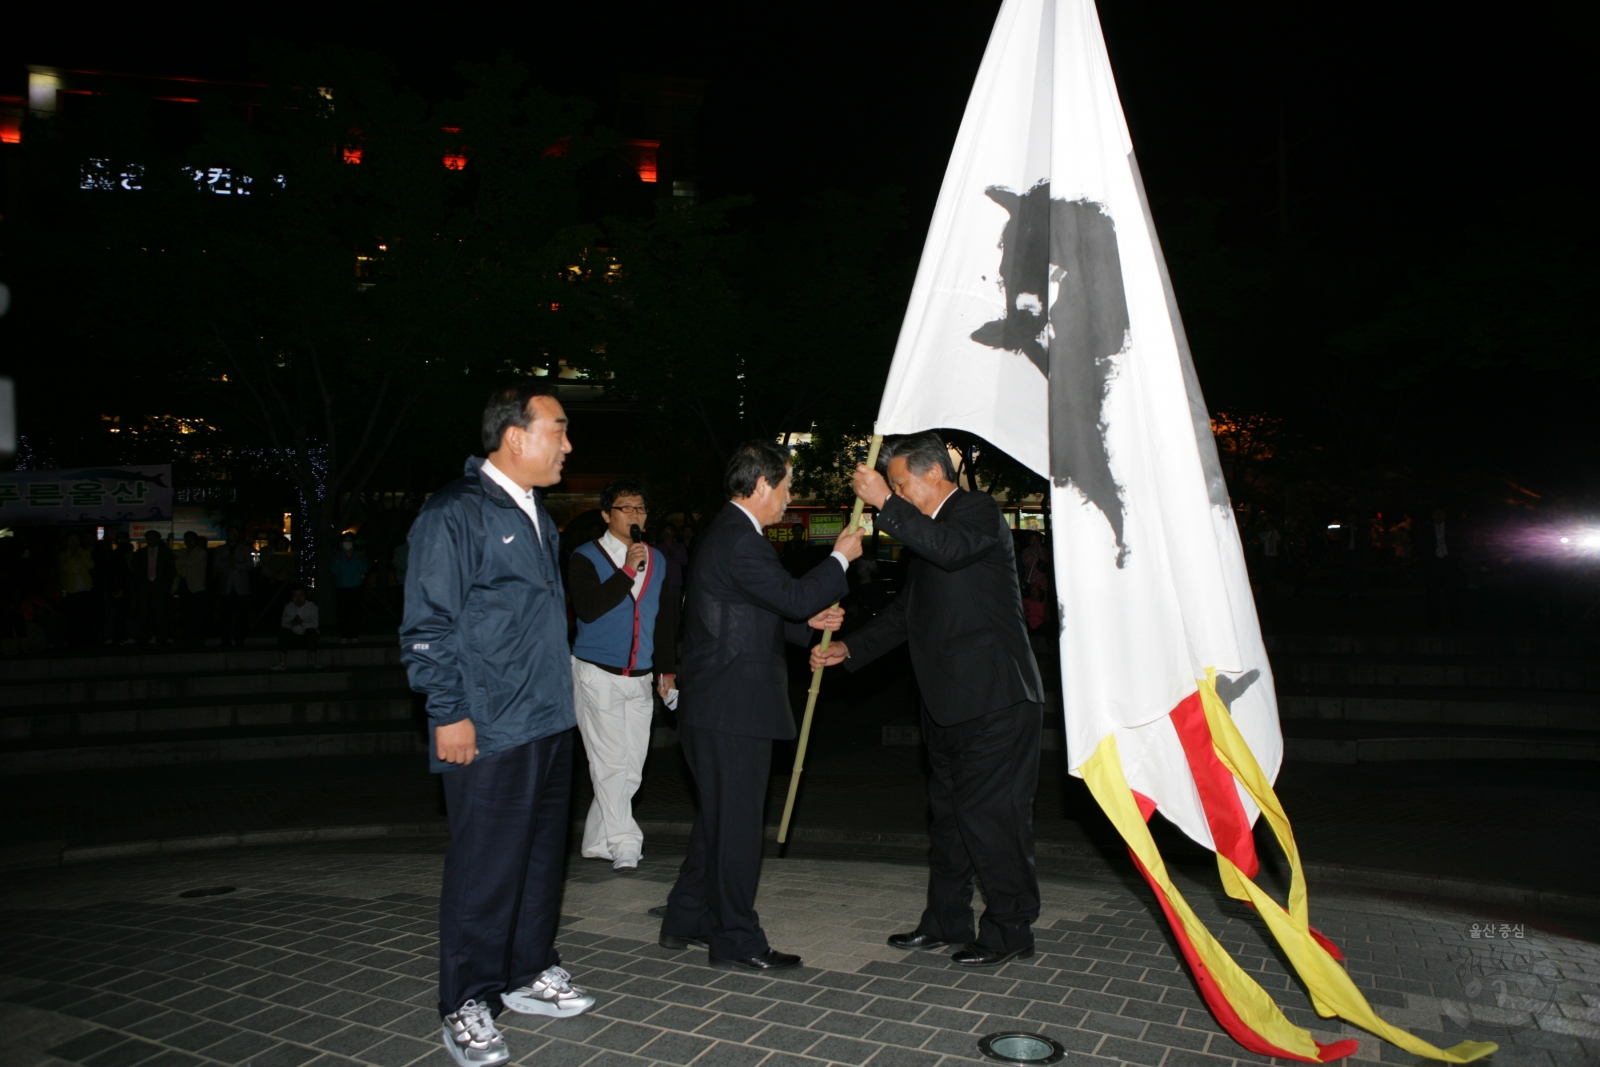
[778,433,884,846]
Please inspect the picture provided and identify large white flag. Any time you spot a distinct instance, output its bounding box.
[875,2,1492,1063]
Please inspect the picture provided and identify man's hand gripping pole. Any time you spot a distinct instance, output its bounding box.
[777,434,883,846]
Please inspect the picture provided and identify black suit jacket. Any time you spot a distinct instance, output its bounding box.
[128,545,177,592]
[846,489,1043,726]
[677,502,849,740]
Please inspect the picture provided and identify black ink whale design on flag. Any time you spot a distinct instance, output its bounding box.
[968,182,1129,566]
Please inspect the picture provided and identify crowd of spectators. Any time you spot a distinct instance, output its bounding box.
[0,525,395,653]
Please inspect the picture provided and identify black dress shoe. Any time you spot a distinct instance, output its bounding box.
[659,931,710,951]
[887,931,951,951]
[709,949,802,971]
[647,905,669,918]
[951,944,1034,967]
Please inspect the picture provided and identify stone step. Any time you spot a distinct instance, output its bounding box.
[1273,657,1600,693]
[1264,633,1600,658]
[0,640,402,681]
[0,666,412,708]
[0,691,419,741]
[1279,684,1600,729]
[0,719,426,775]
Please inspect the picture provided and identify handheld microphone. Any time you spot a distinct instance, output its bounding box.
[630,524,643,543]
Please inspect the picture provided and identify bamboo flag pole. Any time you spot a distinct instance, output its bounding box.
[778,433,884,846]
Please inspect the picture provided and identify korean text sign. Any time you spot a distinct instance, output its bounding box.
[0,465,174,525]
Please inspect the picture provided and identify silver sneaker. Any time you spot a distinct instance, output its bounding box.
[500,965,597,1017]
[441,1000,510,1067]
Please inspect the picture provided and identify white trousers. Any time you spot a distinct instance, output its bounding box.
[571,656,654,860]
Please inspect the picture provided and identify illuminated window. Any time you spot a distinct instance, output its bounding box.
[624,139,659,183]
[441,126,468,170]
[342,145,363,164]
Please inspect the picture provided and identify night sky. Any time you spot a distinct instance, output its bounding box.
[9,1,1590,246]
[7,0,1595,488]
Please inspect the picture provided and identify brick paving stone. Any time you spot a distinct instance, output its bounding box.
[859,998,928,1022]
[49,1031,130,1062]
[864,1046,940,1067]
[80,1039,165,1067]
[139,1052,205,1067]
[910,1007,981,1033]
[5,844,1599,1067]
[749,1024,823,1054]
[163,1019,241,1051]
[908,987,971,1010]
[705,993,772,1018]
[312,1023,393,1057]
[241,1043,321,1067]
[810,1011,880,1037]
[809,1034,881,1064]
[273,1013,351,1044]
[210,1033,296,1065]
[692,1041,768,1067]
[694,1015,767,1043]
[637,1029,715,1064]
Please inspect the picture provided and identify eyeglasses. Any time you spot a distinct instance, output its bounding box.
[610,505,648,515]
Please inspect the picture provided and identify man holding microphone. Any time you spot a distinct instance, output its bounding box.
[567,479,677,871]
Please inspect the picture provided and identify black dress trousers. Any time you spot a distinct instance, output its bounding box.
[663,724,774,961]
[438,729,573,1016]
[917,700,1042,953]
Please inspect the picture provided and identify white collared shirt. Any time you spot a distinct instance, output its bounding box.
[734,501,848,572]
[929,485,957,520]
[482,457,542,544]
[599,529,647,598]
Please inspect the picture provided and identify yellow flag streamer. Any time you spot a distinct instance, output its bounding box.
[1082,677,1496,1063]
[1195,671,1497,1063]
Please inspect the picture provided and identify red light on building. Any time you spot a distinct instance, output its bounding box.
[443,153,467,170]
[624,139,660,183]
[0,94,22,144]
[342,145,362,164]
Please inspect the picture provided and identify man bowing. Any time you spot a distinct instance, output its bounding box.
[658,440,863,970]
[811,431,1045,966]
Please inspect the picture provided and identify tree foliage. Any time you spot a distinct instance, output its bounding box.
[23,51,606,589]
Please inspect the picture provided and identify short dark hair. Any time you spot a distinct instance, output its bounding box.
[878,431,956,482]
[725,439,790,499]
[482,381,558,453]
[600,479,648,513]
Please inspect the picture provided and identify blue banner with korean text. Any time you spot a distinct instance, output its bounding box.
[0,465,173,525]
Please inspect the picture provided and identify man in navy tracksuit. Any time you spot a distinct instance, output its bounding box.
[567,478,677,870]
[401,383,594,1067]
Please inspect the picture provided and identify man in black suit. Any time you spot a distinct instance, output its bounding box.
[812,431,1045,967]
[659,440,864,971]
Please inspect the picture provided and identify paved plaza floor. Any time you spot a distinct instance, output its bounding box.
[3,839,1598,1067]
